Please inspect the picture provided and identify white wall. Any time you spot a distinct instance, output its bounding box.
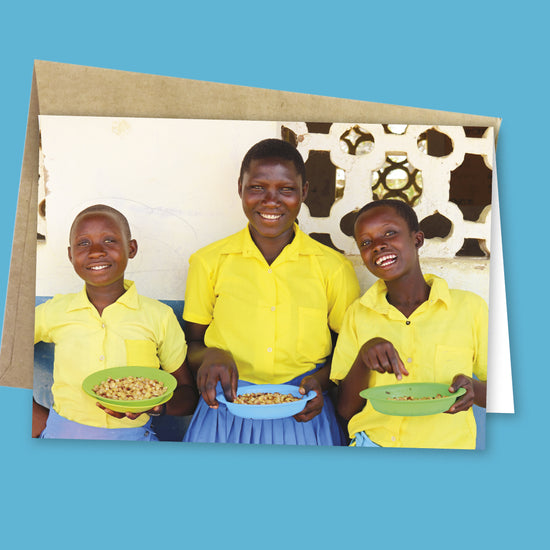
[37,116,490,304]
[37,117,280,299]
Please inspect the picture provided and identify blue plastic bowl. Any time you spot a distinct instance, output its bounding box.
[216,384,316,419]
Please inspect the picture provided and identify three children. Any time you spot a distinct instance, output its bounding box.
[34,144,488,449]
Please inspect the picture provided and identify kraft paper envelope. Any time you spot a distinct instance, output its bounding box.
[0,60,512,413]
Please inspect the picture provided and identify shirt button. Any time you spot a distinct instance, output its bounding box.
[101,323,105,329]
[99,355,105,361]
[271,306,276,312]
[406,357,412,363]
[267,347,273,353]
[267,268,272,273]
[391,436,396,441]
[405,321,411,325]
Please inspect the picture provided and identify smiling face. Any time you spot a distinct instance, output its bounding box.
[354,205,424,282]
[68,211,137,291]
[238,157,308,249]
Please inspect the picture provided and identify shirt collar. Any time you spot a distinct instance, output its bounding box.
[225,223,322,261]
[424,274,451,306]
[360,274,451,313]
[66,280,139,312]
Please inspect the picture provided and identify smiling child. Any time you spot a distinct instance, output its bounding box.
[33,204,198,440]
[182,138,360,445]
[330,199,488,449]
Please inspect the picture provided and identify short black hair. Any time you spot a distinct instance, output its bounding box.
[70,204,132,242]
[239,138,307,185]
[354,199,419,233]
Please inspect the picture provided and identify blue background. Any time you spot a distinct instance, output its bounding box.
[0,1,543,548]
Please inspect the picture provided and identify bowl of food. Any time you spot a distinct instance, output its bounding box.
[216,384,316,420]
[82,366,177,413]
[359,382,466,416]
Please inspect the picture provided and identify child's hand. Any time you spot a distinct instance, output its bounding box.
[359,337,409,380]
[196,348,239,408]
[96,402,162,420]
[446,374,475,413]
[294,376,324,423]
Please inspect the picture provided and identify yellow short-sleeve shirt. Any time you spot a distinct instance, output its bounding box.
[35,280,188,428]
[183,225,360,384]
[331,275,488,449]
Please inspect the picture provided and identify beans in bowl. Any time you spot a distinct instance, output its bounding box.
[93,376,168,401]
[387,393,444,401]
[234,391,300,405]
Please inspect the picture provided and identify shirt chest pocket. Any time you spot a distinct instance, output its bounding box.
[124,340,160,368]
[434,345,474,383]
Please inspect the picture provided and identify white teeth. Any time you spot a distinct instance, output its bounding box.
[375,254,397,267]
[260,213,281,220]
[89,265,109,270]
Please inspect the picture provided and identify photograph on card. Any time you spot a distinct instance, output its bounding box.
[33,116,493,449]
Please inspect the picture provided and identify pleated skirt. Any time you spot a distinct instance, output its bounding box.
[183,372,346,446]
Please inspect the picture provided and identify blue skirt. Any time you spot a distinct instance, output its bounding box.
[183,370,346,446]
[40,409,159,441]
[351,431,381,448]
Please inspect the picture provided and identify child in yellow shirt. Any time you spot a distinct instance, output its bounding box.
[183,139,360,445]
[33,204,198,440]
[331,199,487,449]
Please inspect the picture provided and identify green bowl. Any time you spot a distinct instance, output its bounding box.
[98,391,174,413]
[359,382,467,416]
[82,366,177,414]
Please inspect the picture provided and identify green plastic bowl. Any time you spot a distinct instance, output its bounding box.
[82,366,177,413]
[359,382,467,416]
[96,391,174,413]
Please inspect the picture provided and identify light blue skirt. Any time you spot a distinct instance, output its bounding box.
[183,369,346,446]
[40,408,159,441]
[351,431,381,447]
